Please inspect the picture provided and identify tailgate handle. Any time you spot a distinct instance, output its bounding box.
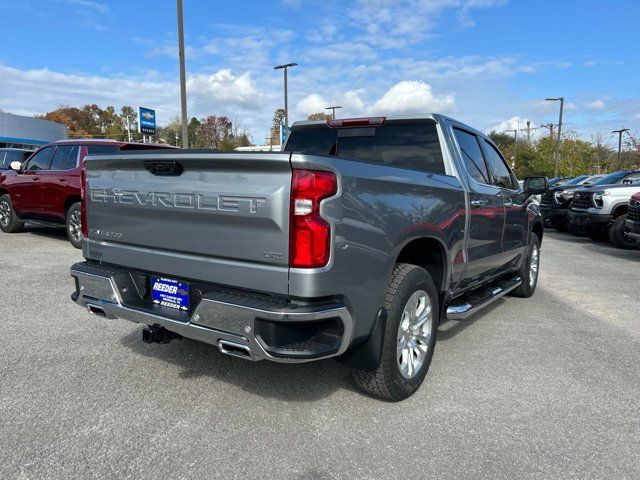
[144,160,183,176]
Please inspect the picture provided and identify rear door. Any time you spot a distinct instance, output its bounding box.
[481,139,527,267]
[10,146,55,216]
[451,128,506,283]
[39,144,80,220]
[83,151,293,295]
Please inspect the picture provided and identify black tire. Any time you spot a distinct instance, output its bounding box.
[66,202,83,249]
[510,232,540,298]
[351,263,439,402]
[608,214,639,250]
[0,194,24,233]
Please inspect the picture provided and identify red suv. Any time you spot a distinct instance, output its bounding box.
[0,139,175,248]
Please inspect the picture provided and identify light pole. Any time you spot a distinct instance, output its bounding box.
[545,97,564,177]
[177,0,189,148]
[612,128,630,163]
[505,128,518,168]
[273,63,298,136]
[325,105,343,119]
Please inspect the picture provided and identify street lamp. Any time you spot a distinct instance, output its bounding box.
[325,105,343,119]
[273,63,298,135]
[612,128,630,163]
[545,97,564,177]
[177,0,188,148]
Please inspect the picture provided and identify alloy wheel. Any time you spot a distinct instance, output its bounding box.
[0,200,10,228]
[396,290,432,379]
[69,210,83,242]
[529,244,539,287]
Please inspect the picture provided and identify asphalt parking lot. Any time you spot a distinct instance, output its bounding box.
[1,228,638,479]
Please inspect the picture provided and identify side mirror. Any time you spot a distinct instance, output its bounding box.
[10,161,22,172]
[523,176,548,195]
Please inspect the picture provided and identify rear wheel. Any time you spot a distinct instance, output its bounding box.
[608,214,639,250]
[351,263,439,401]
[66,202,83,249]
[510,232,540,298]
[0,194,24,233]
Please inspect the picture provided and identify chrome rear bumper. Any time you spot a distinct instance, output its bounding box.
[70,261,353,363]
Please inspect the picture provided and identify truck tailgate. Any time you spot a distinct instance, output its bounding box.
[83,152,292,295]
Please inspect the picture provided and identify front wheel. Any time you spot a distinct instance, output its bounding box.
[66,202,83,249]
[608,214,639,250]
[0,194,24,233]
[510,232,540,298]
[351,263,439,401]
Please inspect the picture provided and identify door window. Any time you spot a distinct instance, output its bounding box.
[483,141,518,189]
[453,128,489,184]
[25,146,55,171]
[49,145,79,171]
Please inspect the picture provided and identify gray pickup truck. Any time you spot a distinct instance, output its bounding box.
[70,115,547,401]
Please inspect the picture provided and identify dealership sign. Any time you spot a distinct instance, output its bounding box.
[138,107,156,135]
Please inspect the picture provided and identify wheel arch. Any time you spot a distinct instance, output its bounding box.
[63,195,82,217]
[394,236,449,295]
[611,203,628,218]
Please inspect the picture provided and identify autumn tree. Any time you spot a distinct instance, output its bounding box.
[307,112,333,121]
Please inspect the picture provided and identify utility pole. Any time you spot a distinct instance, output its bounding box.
[545,97,564,177]
[325,105,343,119]
[177,0,189,149]
[125,115,132,142]
[505,129,518,168]
[521,121,537,145]
[540,123,555,139]
[273,63,298,136]
[612,128,630,163]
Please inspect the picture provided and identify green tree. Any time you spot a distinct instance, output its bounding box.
[307,112,333,121]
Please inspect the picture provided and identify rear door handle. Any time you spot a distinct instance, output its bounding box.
[470,200,486,208]
[58,178,67,182]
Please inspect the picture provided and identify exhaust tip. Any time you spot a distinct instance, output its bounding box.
[218,340,251,359]
[86,304,107,317]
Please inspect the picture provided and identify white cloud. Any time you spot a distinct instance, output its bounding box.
[489,116,535,134]
[0,64,264,129]
[64,0,109,13]
[371,81,455,114]
[585,99,605,110]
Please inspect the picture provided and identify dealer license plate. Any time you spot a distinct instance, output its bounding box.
[151,277,190,311]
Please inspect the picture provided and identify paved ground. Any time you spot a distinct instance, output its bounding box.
[0,227,638,480]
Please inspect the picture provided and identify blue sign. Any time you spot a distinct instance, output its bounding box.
[151,277,189,311]
[281,124,290,144]
[138,107,156,135]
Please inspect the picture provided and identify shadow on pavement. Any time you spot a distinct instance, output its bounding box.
[119,328,356,402]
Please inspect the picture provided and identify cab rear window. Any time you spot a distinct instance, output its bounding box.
[285,122,445,174]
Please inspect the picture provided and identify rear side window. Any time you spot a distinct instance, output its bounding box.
[26,146,55,171]
[86,145,119,154]
[285,123,445,174]
[453,129,488,183]
[482,141,518,189]
[50,145,79,171]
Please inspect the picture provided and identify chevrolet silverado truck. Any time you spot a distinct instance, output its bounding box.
[568,172,640,248]
[0,139,175,248]
[624,192,640,245]
[69,115,547,401]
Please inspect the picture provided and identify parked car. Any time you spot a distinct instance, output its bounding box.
[69,114,547,401]
[0,148,32,170]
[624,192,640,245]
[568,170,640,248]
[0,139,175,248]
[540,174,604,231]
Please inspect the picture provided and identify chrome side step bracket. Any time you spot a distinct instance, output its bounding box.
[446,276,522,320]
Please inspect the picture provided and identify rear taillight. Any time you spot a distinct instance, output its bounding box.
[80,167,88,238]
[327,117,386,128]
[290,170,337,268]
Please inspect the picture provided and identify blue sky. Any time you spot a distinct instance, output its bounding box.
[1,0,638,146]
